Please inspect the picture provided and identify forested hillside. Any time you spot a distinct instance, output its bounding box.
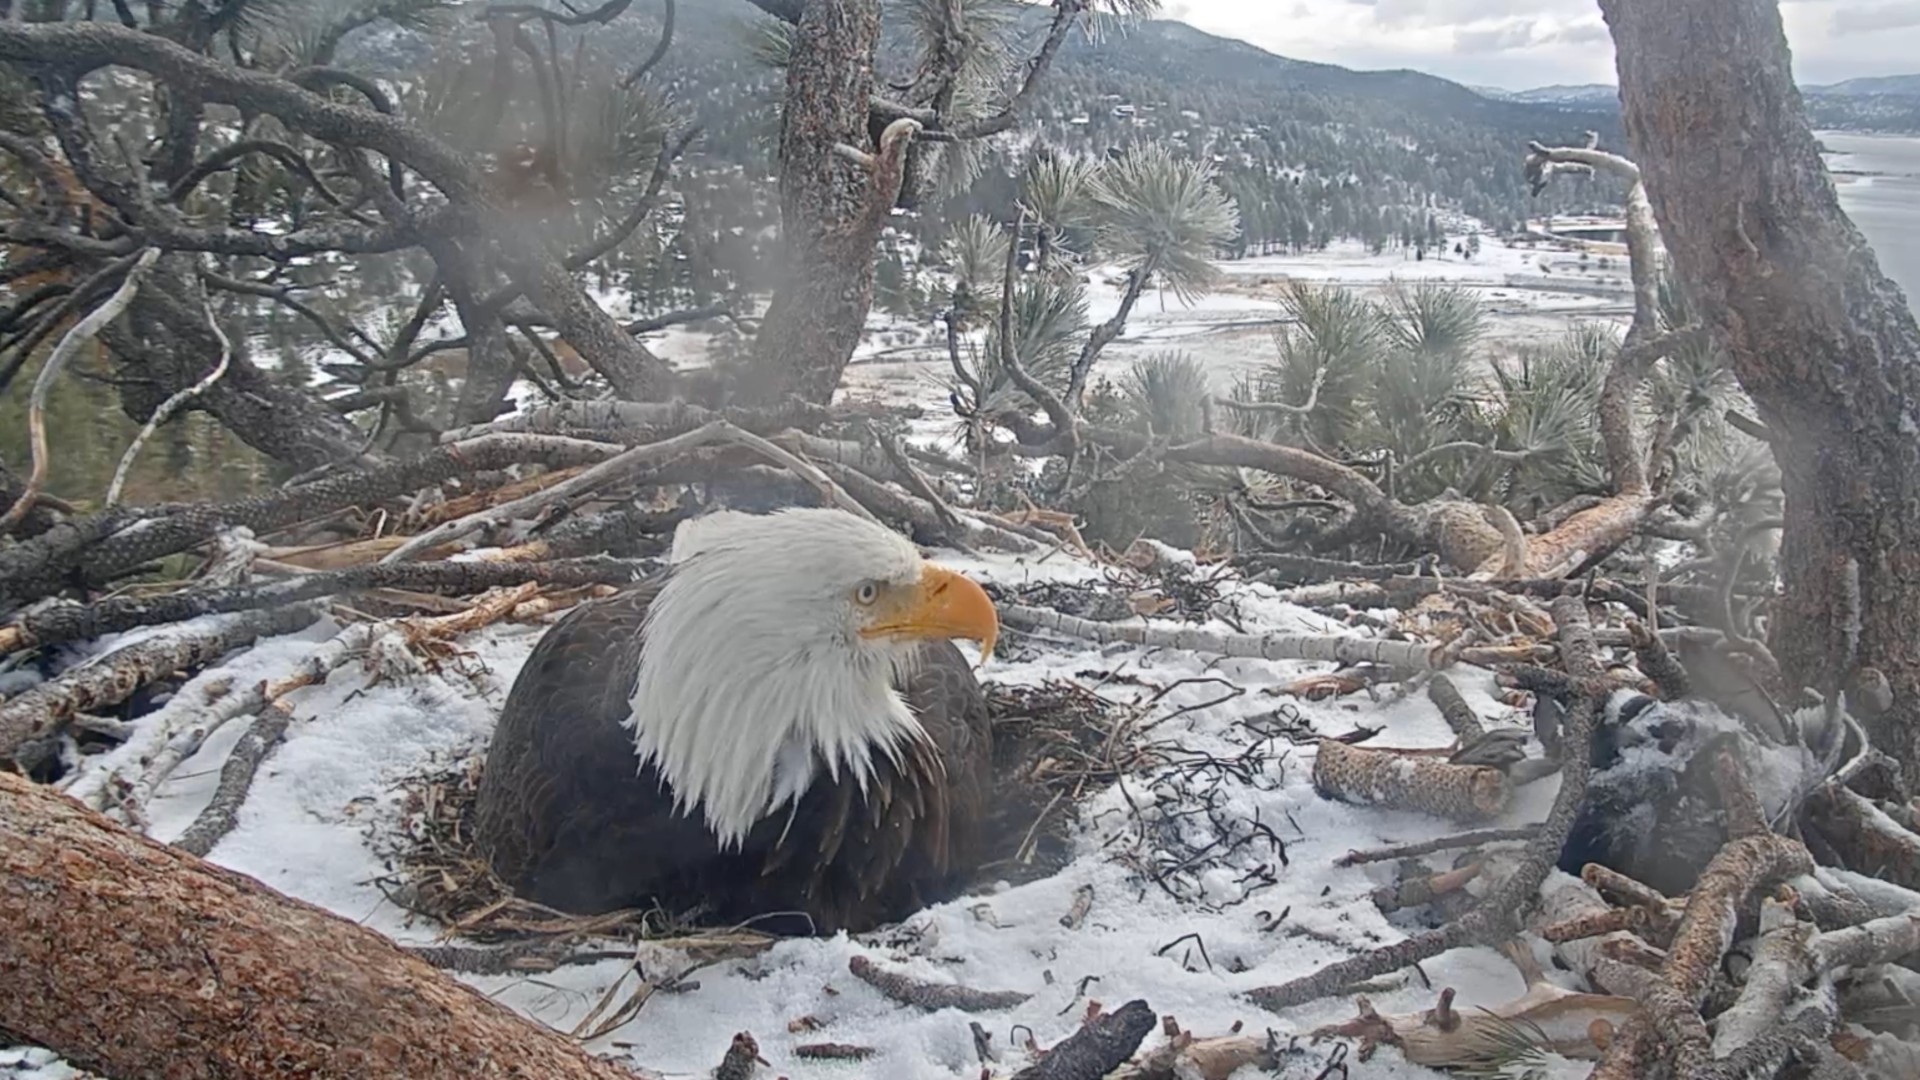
[339,0,1622,314]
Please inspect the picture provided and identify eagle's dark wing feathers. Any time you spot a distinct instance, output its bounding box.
[472,581,992,935]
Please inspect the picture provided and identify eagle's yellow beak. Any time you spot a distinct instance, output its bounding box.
[862,564,999,665]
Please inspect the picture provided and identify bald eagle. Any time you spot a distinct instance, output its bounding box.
[472,508,1000,935]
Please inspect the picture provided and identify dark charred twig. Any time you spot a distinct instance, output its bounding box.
[1010,1000,1157,1080]
[847,955,1030,1012]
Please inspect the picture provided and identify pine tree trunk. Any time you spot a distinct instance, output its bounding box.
[0,773,653,1080]
[742,0,886,406]
[1602,0,1920,771]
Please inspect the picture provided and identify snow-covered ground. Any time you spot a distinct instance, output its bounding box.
[12,541,1585,1080]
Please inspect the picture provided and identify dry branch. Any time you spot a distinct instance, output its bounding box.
[0,434,626,611]
[0,772,658,1080]
[0,248,160,535]
[105,292,231,509]
[1334,826,1539,867]
[1589,833,1816,1080]
[1426,673,1486,741]
[1246,595,1604,1011]
[1313,981,1638,1066]
[0,605,322,765]
[1001,604,1440,669]
[1807,781,1920,890]
[1311,739,1512,822]
[382,423,727,562]
[1,556,643,654]
[846,955,1029,1012]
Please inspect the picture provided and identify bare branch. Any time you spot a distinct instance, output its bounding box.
[104,292,231,508]
[1,248,159,536]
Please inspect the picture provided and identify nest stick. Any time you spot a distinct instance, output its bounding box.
[1002,603,1440,669]
[847,955,1030,1012]
[170,701,293,857]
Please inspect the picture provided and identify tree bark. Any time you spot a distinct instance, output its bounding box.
[0,772,655,1080]
[741,0,891,406]
[1601,0,1920,772]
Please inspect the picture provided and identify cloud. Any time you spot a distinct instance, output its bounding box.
[1830,4,1920,35]
[1453,20,1541,54]
[1543,20,1611,46]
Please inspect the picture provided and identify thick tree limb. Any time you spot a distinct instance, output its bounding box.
[0,772,661,1080]
[1312,739,1512,821]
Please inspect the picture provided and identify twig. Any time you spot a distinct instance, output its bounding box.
[1002,603,1440,670]
[1334,826,1539,867]
[170,700,292,857]
[382,422,727,562]
[1,247,159,533]
[105,292,232,508]
[847,955,1029,1012]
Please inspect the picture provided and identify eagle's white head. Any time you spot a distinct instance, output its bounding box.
[627,507,999,848]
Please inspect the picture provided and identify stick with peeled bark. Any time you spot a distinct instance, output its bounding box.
[1001,604,1441,669]
[0,773,659,1080]
[0,604,323,766]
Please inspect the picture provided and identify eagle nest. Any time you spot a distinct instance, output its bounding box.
[369,679,1133,943]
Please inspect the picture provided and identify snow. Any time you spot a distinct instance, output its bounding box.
[13,541,1586,1080]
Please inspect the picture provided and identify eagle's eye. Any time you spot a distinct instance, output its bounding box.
[854,581,880,606]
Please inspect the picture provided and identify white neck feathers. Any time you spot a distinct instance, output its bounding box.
[625,509,929,848]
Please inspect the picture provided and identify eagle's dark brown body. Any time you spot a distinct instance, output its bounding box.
[472,582,993,935]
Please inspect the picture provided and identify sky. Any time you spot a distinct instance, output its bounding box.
[1155,1,1920,90]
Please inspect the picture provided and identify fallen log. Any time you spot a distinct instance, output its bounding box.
[0,772,657,1080]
